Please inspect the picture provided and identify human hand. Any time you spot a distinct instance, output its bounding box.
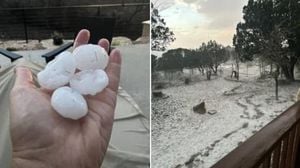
[10,29,121,168]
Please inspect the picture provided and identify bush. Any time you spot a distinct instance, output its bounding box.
[52,31,64,45]
[184,78,190,85]
[6,47,17,51]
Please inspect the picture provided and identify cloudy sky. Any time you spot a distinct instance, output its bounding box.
[153,0,248,50]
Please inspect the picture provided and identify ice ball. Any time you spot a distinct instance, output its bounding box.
[72,44,109,70]
[37,51,76,90]
[70,69,109,95]
[51,86,88,120]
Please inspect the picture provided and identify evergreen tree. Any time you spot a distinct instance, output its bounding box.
[151,3,175,51]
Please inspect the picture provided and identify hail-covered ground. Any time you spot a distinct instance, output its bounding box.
[151,63,300,168]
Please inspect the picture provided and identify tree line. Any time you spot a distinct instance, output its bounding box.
[152,40,230,79]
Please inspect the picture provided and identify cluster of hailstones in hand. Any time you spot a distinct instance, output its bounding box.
[38,44,109,120]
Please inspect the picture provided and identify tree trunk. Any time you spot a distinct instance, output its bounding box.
[280,56,297,81]
[206,70,211,80]
[259,61,262,76]
[275,77,278,100]
[281,65,295,81]
[210,66,217,74]
[246,64,248,77]
[198,67,205,76]
[274,65,280,100]
[236,62,240,81]
[290,64,295,80]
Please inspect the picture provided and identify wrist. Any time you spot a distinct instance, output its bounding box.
[12,157,52,168]
[12,150,101,168]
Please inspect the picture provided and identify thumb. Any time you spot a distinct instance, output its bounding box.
[14,67,36,88]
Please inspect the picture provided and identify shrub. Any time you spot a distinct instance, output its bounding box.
[6,47,17,51]
[51,31,64,45]
[184,78,190,85]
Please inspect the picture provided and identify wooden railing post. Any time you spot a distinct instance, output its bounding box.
[295,124,300,167]
[21,9,28,43]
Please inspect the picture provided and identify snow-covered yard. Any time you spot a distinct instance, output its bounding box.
[151,63,299,168]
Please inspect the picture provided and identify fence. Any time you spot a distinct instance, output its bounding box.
[211,101,300,168]
[0,2,149,42]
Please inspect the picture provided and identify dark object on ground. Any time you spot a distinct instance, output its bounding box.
[52,31,64,45]
[42,42,73,63]
[185,78,190,85]
[208,110,217,115]
[152,91,164,98]
[207,70,211,80]
[6,47,17,51]
[242,122,249,128]
[193,101,206,114]
[231,70,239,80]
[153,82,166,90]
[0,48,22,62]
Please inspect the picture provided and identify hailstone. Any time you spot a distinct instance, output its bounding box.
[70,69,109,95]
[73,44,109,70]
[51,86,88,120]
[37,51,76,90]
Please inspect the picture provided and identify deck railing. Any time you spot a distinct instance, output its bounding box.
[211,101,300,168]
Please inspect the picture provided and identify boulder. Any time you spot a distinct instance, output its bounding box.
[184,78,190,85]
[193,101,206,114]
[111,37,132,46]
[152,91,163,98]
[208,110,217,115]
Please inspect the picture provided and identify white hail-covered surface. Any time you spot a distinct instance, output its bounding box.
[152,64,299,168]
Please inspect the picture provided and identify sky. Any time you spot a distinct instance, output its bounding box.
[152,0,248,53]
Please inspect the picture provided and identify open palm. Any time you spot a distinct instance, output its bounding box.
[10,29,121,168]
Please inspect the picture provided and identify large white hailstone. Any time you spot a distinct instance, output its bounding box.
[72,44,109,70]
[70,69,109,95]
[37,51,76,90]
[51,87,88,120]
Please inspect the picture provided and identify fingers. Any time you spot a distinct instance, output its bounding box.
[73,29,90,48]
[105,49,122,92]
[74,31,119,92]
[98,39,110,53]
[98,38,120,92]
[14,67,36,88]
